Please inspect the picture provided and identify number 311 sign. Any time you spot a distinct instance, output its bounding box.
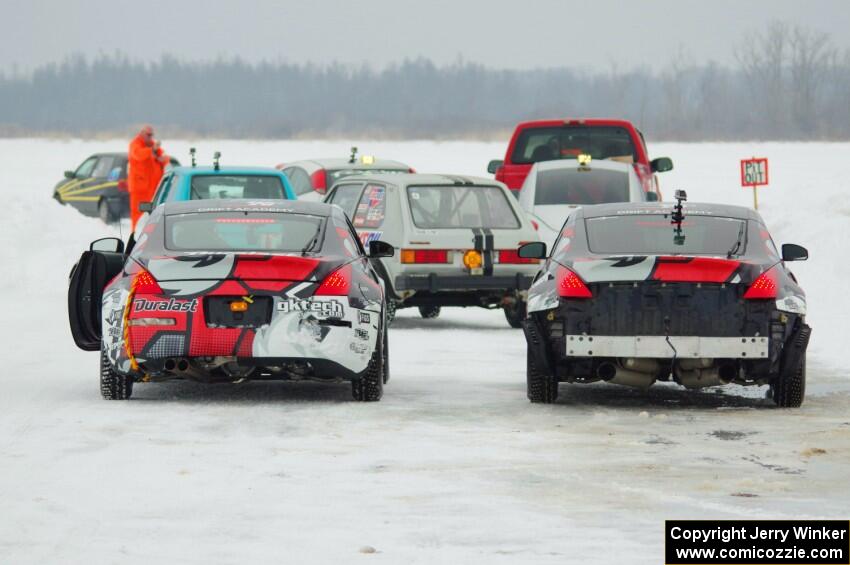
[740,157,769,209]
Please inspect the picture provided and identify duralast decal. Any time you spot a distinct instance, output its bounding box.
[133,298,198,312]
[278,299,343,318]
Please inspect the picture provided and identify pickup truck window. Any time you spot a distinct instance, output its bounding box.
[512,126,638,165]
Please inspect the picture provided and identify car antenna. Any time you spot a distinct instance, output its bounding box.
[190,147,197,168]
[671,189,687,245]
[349,146,358,164]
[213,151,221,171]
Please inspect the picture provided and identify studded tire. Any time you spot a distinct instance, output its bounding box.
[100,350,133,400]
[418,305,441,319]
[385,301,397,325]
[352,327,385,401]
[527,347,557,403]
[773,353,806,408]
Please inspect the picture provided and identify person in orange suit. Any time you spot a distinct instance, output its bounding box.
[128,125,169,229]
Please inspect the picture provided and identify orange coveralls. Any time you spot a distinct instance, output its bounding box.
[128,135,167,229]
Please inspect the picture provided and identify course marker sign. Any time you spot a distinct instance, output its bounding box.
[740,157,769,210]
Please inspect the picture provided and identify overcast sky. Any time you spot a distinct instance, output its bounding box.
[4,0,850,72]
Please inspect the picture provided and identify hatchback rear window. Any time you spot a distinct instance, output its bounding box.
[535,168,630,205]
[165,212,324,253]
[585,215,747,256]
[327,168,407,184]
[512,126,637,165]
[190,175,286,200]
[407,185,519,229]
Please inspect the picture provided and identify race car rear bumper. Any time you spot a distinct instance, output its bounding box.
[395,273,534,292]
[564,335,769,359]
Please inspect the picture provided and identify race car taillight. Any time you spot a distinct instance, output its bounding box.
[744,268,778,299]
[556,266,592,298]
[400,249,450,264]
[315,264,352,296]
[497,249,539,264]
[311,169,327,193]
[134,269,163,294]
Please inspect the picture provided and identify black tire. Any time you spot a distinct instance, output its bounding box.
[382,321,390,384]
[100,350,133,400]
[386,301,397,325]
[773,353,806,408]
[527,347,557,403]
[503,300,527,329]
[418,305,441,319]
[352,328,385,401]
[98,199,117,224]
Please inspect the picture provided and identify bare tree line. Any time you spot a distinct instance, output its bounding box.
[0,22,846,140]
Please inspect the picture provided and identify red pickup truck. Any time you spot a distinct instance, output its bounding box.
[487,119,672,198]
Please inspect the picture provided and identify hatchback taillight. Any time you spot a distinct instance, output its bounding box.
[743,268,778,299]
[497,249,538,264]
[117,180,128,193]
[315,264,351,296]
[311,169,327,194]
[556,266,592,298]
[400,249,450,264]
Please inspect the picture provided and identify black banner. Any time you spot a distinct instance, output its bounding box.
[666,520,849,565]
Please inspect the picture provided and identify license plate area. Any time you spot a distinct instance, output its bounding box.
[204,296,272,328]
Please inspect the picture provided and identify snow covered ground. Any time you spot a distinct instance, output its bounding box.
[0,139,848,564]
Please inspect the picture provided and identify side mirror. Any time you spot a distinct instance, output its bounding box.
[781,243,808,262]
[487,159,504,175]
[90,237,124,254]
[64,170,75,179]
[645,192,659,202]
[518,241,547,259]
[368,240,394,258]
[650,157,673,173]
[138,202,153,213]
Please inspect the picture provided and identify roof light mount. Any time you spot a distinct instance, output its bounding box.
[213,151,221,171]
[189,147,197,168]
[349,146,358,164]
[671,189,687,245]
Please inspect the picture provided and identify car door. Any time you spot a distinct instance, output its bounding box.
[57,155,99,211]
[68,246,127,351]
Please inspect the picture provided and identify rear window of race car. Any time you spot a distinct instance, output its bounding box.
[327,168,407,185]
[584,214,748,256]
[165,212,325,253]
[535,168,629,205]
[190,175,286,200]
[406,185,520,229]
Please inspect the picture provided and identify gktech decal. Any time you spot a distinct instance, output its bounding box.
[134,298,198,312]
[278,299,344,318]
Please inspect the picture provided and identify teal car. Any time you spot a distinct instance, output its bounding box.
[144,166,296,210]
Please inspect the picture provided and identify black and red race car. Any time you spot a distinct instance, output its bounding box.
[518,194,811,407]
[68,199,394,401]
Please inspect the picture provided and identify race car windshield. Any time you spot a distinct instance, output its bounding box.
[189,175,286,200]
[165,212,324,253]
[407,185,520,229]
[327,168,407,184]
[512,126,638,165]
[535,168,629,205]
[585,215,748,256]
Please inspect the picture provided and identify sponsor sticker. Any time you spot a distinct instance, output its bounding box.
[133,298,198,313]
[278,299,344,318]
[358,311,371,324]
[354,328,369,341]
[359,231,383,247]
[349,342,368,354]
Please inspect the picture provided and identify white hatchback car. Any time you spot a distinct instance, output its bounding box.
[518,158,654,248]
[324,174,541,327]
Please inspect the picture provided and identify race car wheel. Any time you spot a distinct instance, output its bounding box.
[100,350,133,400]
[352,329,385,401]
[527,347,557,403]
[386,301,397,325]
[503,300,527,329]
[773,353,806,408]
[418,305,441,319]
[98,199,117,224]
[382,322,390,384]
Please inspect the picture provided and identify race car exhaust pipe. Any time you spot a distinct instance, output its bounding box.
[597,362,656,389]
[176,359,190,372]
[676,363,736,389]
[164,358,177,371]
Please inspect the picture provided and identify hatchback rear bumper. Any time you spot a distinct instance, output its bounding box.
[395,273,534,292]
[564,335,769,359]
